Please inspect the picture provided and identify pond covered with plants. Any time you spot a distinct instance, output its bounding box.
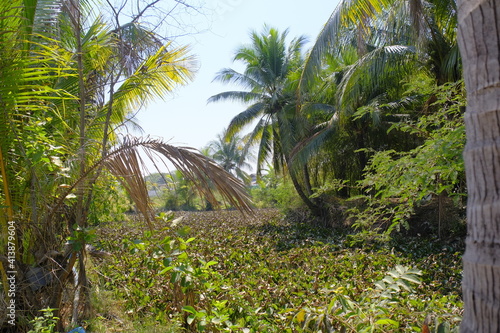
[87,209,463,332]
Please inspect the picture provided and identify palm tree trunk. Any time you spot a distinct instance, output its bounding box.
[303,165,313,197]
[458,0,500,331]
[288,166,323,216]
[55,0,91,325]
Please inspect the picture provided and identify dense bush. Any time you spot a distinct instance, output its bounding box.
[250,170,302,210]
[346,81,466,241]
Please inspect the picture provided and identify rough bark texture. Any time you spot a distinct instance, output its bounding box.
[458,0,500,331]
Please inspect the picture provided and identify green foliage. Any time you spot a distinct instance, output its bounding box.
[209,26,323,212]
[250,169,302,210]
[364,81,466,201]
[206,128,253,185]
[158,170,203,211]
[88,173,132,225]
[67,225,97,252]
[295,265,460,332]
[347,81,466,240]
[94,209,463,332]
[1,0,210,328]
[0,0,469,329]
[94,213,230,331]
[28,308,59,333]
[424,318,460,333]
[295,265,422,332]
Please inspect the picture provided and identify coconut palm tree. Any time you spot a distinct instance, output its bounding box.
[292,0,460,190]
[208,26,326,213]
[208,25,307,167]
[299,0,460,92]
[0,0,81,324]
[296,0,460,138]
[457,0,500,330]
[0,0,253,329]
[208,128,253,185]
[291,41,419,197]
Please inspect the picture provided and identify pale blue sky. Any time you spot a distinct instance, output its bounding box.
[136,0,338,158]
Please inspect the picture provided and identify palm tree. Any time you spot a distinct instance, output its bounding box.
[208,26,324,213]
[208,128,253,185]
[0,0,253,329]
[292,0,460,191]
[0,0,82,324]
[292,43,419,197]
[30,1,201,324]
[299,0,460,91]
[457,0,500,330]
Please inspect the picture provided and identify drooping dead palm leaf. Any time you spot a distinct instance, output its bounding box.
[127,136,254,214]
[103,139,154,223]
[51,136,253,227]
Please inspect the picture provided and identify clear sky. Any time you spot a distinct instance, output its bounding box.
[135,0,338,169]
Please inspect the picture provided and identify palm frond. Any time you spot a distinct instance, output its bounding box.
[31,0,63,39]
[233,45,258,64]
[289,124,336,169]
[0,39,76,117]
[212,68,261,90]
[288,35,309,59]
[255,124,273,175]
[82,17,114,69]
[299,0,394,92]
[110,43,194,124]
[300,102,337,117]
[225,102,266,138]
[207,91,262,104]
[51,136,254,226]
[128,137,253,215]
[441,43,460,82]
[276,107,302,155]
[299,5,342,92]
[113,21,164,76]
[338,45,416,113]
[271,127,286,174]
[21,0,39,37]
[104,139,153,223]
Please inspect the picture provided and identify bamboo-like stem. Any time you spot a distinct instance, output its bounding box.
[74,2,89,323]
[74,0,86,230]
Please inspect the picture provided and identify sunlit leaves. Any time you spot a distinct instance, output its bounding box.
[110,43,194,123]
[95,209,463,332]
[349,81,466,238]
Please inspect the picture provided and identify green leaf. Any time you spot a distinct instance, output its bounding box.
[437,321,451,333]
[159,266,173,275]
[205,260,218,267]
[182,306,197,314]
[186,315,196,325]
[375,318,399,326]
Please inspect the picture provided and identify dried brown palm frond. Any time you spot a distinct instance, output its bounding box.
[103,137,154,224]
[107,136,254,224]
[51,136,253,227]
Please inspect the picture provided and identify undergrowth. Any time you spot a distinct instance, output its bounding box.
[87,209,463,332]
